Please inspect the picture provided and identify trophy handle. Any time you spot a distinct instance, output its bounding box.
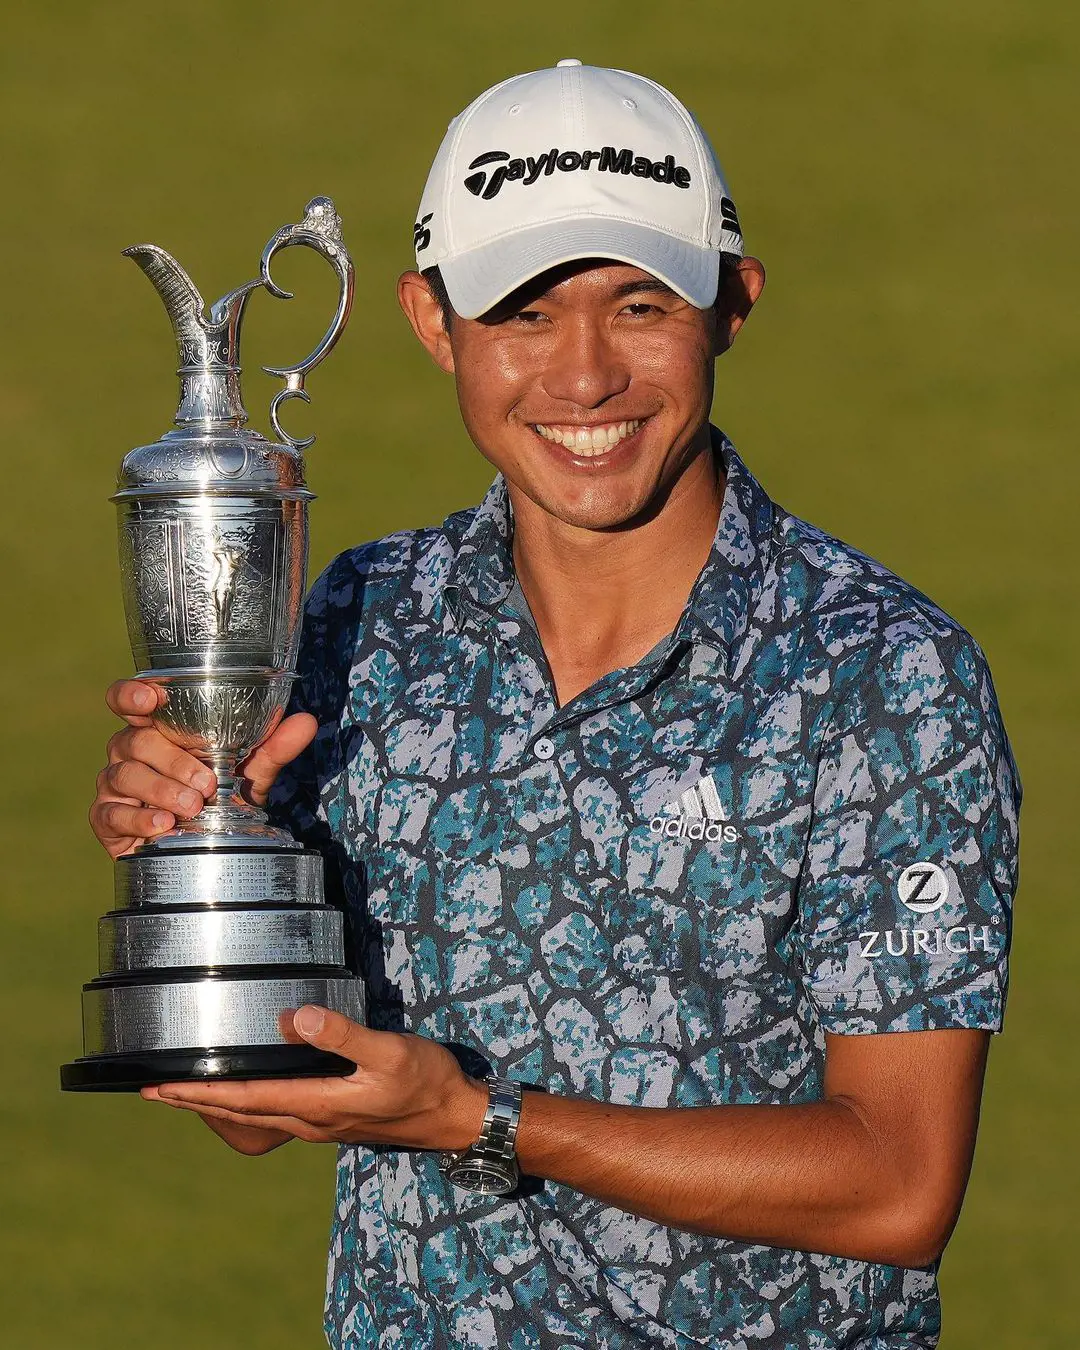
[259,196,355,450]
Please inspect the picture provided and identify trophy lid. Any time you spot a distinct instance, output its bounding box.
[114,198,353,501]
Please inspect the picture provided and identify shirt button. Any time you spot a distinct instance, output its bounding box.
[533,737,555,761]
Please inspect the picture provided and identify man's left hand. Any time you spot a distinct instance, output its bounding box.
[141,1006,489,1152]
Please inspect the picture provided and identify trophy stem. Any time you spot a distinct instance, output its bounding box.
[206,753,240,808]
[141,749,302,851]
[186,750,277,836]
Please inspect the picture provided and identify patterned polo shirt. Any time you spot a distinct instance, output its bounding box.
[269,431,1020,1350]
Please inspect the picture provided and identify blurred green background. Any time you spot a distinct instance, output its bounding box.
[1,1,1075,1345]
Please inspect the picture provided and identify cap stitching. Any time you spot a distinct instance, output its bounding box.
[571,64,587,141]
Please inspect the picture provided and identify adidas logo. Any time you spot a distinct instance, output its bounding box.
[649,774,738,843]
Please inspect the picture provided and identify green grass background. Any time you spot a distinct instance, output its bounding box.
[1,1,1075,1345]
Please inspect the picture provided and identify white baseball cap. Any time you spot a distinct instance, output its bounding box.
[413,59,743,319]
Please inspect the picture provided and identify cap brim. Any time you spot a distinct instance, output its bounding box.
[438,218,723,320]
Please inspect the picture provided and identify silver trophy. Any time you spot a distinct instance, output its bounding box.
[61,198,363,1091]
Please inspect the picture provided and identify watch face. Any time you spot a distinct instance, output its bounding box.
[449,1161,516,1195]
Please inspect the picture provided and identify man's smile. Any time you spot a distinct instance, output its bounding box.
[532,418,647,457]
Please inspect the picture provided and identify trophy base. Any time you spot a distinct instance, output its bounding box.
[60,1043,354,1092]
[62,843,366,1093]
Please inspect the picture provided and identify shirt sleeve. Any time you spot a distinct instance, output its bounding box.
[794,622,1021,1034]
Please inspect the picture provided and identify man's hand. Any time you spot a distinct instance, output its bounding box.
[89,678,317,857]
[141,1006,489,1156]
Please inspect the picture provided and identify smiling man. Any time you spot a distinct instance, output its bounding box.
[90,61,1020,1350]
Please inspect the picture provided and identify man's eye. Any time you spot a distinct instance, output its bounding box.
[622,302,661,317]
[511,309,547,325]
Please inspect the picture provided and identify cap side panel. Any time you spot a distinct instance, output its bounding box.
[629,71,716,246]
[693,122,736,249]
[443,79,508,258]
[438,71,533,260]
[440,115,469,259]
[612,67,740,253]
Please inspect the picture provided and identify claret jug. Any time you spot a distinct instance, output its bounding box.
[61,199,362,1090]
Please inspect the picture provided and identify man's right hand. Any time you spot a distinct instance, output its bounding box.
[89,679,318,858]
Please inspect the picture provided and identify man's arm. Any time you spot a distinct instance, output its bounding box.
[515,1028,989,1268]
[141,1009,989,1269]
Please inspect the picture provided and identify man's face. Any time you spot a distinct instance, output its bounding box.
[399,258,762,532]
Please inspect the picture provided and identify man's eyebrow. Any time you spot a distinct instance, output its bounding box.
[526,277,679,303]
[484,273,680,322]
[609,277,680,300]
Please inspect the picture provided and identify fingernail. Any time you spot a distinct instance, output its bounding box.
[151,812,171,830]
[133,686,154,710]
[294,1006,325,1037]
[177,789,200,813]
[191,769,215,792]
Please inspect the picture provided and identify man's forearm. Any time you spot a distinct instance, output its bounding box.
[141,1017,984,1265]
[515,1092,940,1268]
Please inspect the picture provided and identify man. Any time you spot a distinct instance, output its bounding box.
[90,60,1020,1349]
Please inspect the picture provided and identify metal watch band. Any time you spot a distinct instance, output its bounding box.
[474,1075,522,1163]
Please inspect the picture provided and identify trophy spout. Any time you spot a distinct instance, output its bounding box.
[123,245,207,349]
[122,199,353,443]
[124,244,263,428]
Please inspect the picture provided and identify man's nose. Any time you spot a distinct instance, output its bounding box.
[540,318,631,409]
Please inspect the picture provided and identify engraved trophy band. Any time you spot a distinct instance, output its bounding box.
[61,199,361,1090]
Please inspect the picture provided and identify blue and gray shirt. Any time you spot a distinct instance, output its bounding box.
[270,432,1019,1349]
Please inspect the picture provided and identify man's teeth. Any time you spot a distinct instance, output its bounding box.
[534,419,644,455]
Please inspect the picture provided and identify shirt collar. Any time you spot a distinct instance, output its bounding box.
[442,428,776,663]
[675,429,776,658]
[441,476,516,622]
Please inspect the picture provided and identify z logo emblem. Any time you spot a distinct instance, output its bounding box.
[897,862,950,914]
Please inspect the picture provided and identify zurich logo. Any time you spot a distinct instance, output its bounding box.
[896,862,950,914]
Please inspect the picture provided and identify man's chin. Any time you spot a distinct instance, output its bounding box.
[526,485,659,534]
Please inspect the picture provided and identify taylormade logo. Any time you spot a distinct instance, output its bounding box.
[463,146,694,201]
[649,774,738,845]
[413,212,433,253]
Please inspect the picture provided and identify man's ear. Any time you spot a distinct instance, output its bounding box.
[714,256,766,356]
[398,271,455,373]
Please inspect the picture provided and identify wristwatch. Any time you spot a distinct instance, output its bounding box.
[439,1075,522,1195]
